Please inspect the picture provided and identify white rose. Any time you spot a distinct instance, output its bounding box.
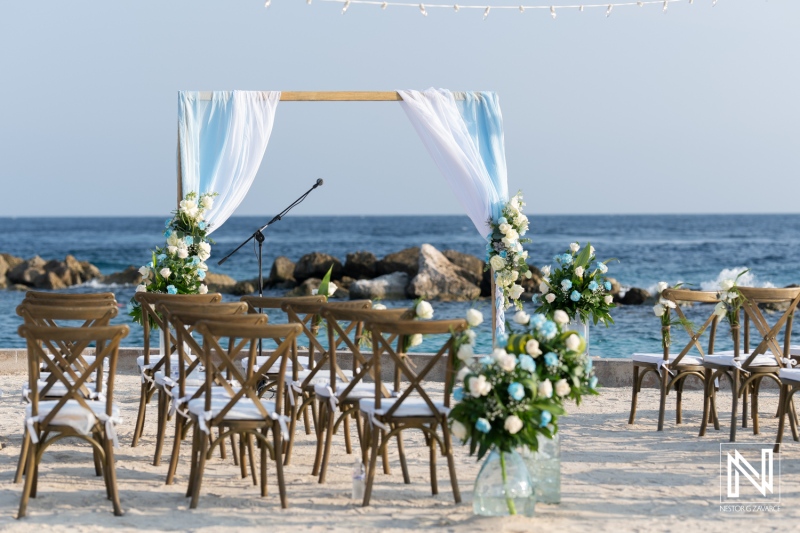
[457,343,475,362]
[489,255,506,271]
[409,334,423,347]
[574,266,584,278]
[525,339,542,357]
[451,420,468,441]
[714,302,727,318]
[160,268,171,278]
[653,303,666,317]
[590,246,595,255]
[197,241,211,260]
[177,248,189,259]
[545,293,556,304]
[373,303,387,310]
[167,233,180,247]
[504,228,519,242]
[510,270,519,282]
[138,266,150,278]
[327,282,338,296]
[167,246,178,255]
[311,289,319,295]
[456,366,471,383]
[504,415,523,435]
[569,242,580,253]
[539,281,550,293]
[565,333,580,352]
[135,284,147,293]
[604,295,614,305]
[541,265,551,277]
[200,195,214,211]
[509,284,524,300]
[538,379,553,399]
[555,378,571,397]
[491,347,508,362]
[197,261,208,271]
[415,300,434,319]
[498,354,517,372]
[657,281,669,294]
[553,310,569,325]
[180,199,199,218]
[513,310,530,325]
[198,284,208,294]
[720,279,735,291]
[659,297,676,309]
[498,223,512,235]
[509,196,520,209]
[466,308,483,327]
[468,375,492,397]
[465,329,477,344]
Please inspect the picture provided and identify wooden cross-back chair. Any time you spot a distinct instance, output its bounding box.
[628,289,721,431]
[358,317,468,506]
[313,306,411,483]
[130,292,222,447]
[160,305,265,485]
[17,324,128,519]
[185,320,301,509]
[702,286,800,442]
[148,301,250,470]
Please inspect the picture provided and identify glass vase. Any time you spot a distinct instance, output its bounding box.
[568,318,589,356]
[473,449,536,517]
[529,434,561,504]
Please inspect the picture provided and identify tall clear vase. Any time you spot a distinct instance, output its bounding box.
[532,434,561,504]
[473,449,536,517]
[568,318,589,356]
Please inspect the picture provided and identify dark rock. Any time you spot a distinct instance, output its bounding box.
[0,256,8,289]
[33,271,69,290]
[0,253,23,271]
[8,284,29,291]
[293,252,342,283]
[102,266,143,285]
[233,280,257,296]
[205,272,237,293]
[338,276,355,291]
[349,272,409,300]
[480,269,492,297]
[267,256,296,286]
[443,250,484,286]
[376,247,420,277]
[408,244,480,301]
[519,264,544,295]
[617,287,649,305]
[8,256,46,285]
[343,251,377,280]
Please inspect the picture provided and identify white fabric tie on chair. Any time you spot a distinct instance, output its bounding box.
[325,385,339,412]
[269,412,291,440]
[655,360,675,377]
[21,384,30,404]
[366,412,388,431]
[197,410,213,434]
[96,412,123,448]
[782,357,798,367]
[25,416,40,443]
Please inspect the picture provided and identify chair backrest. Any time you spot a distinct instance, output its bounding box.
[19,324,128,424]
[661,289,721,365]
[737,286,800,368]
[365,318,467,420]
[134,292,222,366]
[321,306,411,398]
[240,295,327,314]
[194,321,302,426]
[24,291,116,303]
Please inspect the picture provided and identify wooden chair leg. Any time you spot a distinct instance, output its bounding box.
[742,381,749,429]
[260,433,268,497]
[429,423,439,495]
[396,430,411,484]
[381,429,390,475]
[166,415,185,485]
[730,369,740,443]
[302,394,312,436]
[219,428,228,460]
[700,371,711,437]
[675,377,684,425]
[312,402,326,477]
[189,430,209,509]
[284,394,299,466]
[775,385,788,453]
[131,382,150,447]
[318,405,335,484]
[17,440,37,518]
[789,391,800,441]
[362,424,380,507]
[751,378,761,435]
[230,434,239,466]
[657,369,668,432]
[247,434,258,486]
[14,429,30,484]
[104,436,123,516]
[344,413,353,455]
[441,421,461,504]
[274,426,289,509]
[153,389,168,466]
[711,374,721,431]
[186,425,199,498]
[239,431,249,479]
[93,433,104,477]
[628,366,639,425]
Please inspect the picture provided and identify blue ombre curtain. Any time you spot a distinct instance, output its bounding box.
[398,88,510,337]
[178,90,280,234]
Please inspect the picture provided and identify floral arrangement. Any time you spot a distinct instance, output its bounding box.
[128,191,217,326]
[713,269,749,327]
[448,308,597,514]
[404,299,435,351]
[536,242,616,326]
[485,192,532,311]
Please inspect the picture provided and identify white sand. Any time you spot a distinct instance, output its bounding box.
[0,374,797,532]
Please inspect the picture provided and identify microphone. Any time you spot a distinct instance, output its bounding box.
[314,178,324,188]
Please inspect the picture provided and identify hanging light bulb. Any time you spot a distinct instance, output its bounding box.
[306,0,312,4]
[483,6,491,19]
[454,4,460,12]
[606,4,613,16]
[712,0,717,5]
[381,2,388,9]
[663,0,668,12]
[518,5,524,13]
[689,0,694,4]
[264,0,271,7]
[342,0,350,14]
[550,6,557,19]
[636,1,643,6]
[419,3,427,16]
[579,5,585,12]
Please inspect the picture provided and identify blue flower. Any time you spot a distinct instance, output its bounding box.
[508,382,525,401]
[530,314,546,329]
[480,356,494,366]
[191,256,201,265]
[593,262,608,274]
[157,254,167,261]
[518,354,536,373]
[561,279,573,291]
[570,290,581,302]
[148,261,154,268]
[500,251,507,259]
[604,281,612,291]
[197,270,206,280]
[496,333,509,347]
[164,229,172,238]
[475,418,492,434]
[554,254,561,263]
[198,221,206,230]
[164,218,172,228]
[544,352,559,367]
[560,253,573,265]
[497,217,508,225]
[540,321,557,340]
[167,285,178,295]
[590,376,599,389]
[539,410,552,427]
[453,387,464,401]
[588,281,599,291]
[185,236,194,246]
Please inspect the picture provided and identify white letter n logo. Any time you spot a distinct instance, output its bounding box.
[727,449,773,498]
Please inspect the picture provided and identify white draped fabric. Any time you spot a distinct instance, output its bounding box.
[178,91,280,234]
[398,88,510,337]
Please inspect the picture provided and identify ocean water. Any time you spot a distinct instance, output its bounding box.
[1,214,798,357]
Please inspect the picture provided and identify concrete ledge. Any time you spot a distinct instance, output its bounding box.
[0,348,773,390]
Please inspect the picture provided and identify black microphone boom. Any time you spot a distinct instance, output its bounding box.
[315,178,324,187]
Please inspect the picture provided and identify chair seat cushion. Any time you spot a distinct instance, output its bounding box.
[25,399,121,436]
[187,396,277,422]
[31,379,105,399]
[241,355,309,375]
[779,368,800,383]
[288,368,354,387]
[315,381,379,401]
[704,352,780,367]
[631,353,703,366]
[155,370,205,388]
[137,354,197,373]
[359,397,449,418]
[791,345,800,357]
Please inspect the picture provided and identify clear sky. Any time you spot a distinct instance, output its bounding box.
[0,1,797,218]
